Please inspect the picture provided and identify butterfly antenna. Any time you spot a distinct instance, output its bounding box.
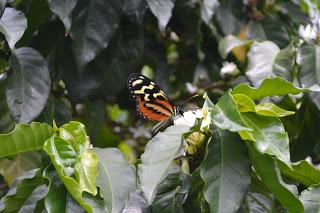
[180,94,200,107]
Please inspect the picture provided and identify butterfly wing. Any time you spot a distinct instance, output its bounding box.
[128,73,175,121]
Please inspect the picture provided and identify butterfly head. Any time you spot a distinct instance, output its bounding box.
[174,106,184,116]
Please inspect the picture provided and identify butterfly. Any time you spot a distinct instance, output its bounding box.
[127,73,183,128]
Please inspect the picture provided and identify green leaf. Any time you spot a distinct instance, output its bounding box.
[95,148,136,213]
[242,181,276,212]
[272,43,295,82]
[138,125,190,204]
[298,43,320,110]
[300,185,320,212]
[47,0,77,33]
[240,113,291,166]
[59,121,87,153]
[0,78,14,133]
[43,136,94,213]
[246,41,280,86]
[6,47,51,123]
[43,166,68,213]
[146,0,174,32]
[70,0,121,70]
[0,0,5,16]
[0,7,27,49]
[233,94,295,117]
[75,149,98,196]
[0,169,47,212]
[152,165,190,213]
[247,144,303,213]
[123,190,149,213]
[278,160,320,187]
[200,0,219,25]
[232,77,320,100]
[200,128,251,213]
[0,151,42,185]
[218,35,252,59]
[0,122,53,157]
[211,91,251,132]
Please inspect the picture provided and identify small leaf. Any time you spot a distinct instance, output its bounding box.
[95,148,136,213]
[200,128,251,213]
[0,7,27,49]
[6,47,51,123]
[146,0,174,32]
[0,122,53,157]
[0,151,41,185]
[74,149,98,196]
[70,0,121,70]
[138,125,190,204]
[300,186,320,212]
[298,43,320,110]
[200,0,219,25]
[218,35,252,59]
[47,0,77,33]
[247,144,303,213]
[278,160,320,187]
[0,78,14,133]
[123,190,150,213]
[0,169,47,212]
[211,91,251,132]
[59,121,87,153]
[233,94,295,117]
[232,77,320,100]
[272,43,295,82]
[246,41,280,86]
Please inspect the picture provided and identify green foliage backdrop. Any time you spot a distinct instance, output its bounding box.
[0,0,320,212]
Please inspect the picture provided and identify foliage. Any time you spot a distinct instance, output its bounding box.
[0,0,320,212]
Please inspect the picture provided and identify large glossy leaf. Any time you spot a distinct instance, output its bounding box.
[300,186,320,212]
[43,136,95,212]
[211,91,251,132]
[0,122,53,157]
[218,35,252,59]
[95,148,136,213]
[298,43,320,109]
[246,41,280,86]
[151,165,190,213]
[138,124,190,204]
[240,113,291,166]
[232,77,320,100]
[146,0,174,32]
[0,169,47,212]
[200,128,251,213]
[6,47,51,123]
[0,151,41,185]
[19,184,48,212]
[70,0,121,70]
[0,7,27,49]
[47,0,77,33]
[122,0,146,23]
[43,166,68,213]
[247,144,303,213]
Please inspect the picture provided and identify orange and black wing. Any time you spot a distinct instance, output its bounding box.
[128,73,175,121]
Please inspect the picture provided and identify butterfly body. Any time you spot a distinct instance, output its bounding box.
[128,73,183,122]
